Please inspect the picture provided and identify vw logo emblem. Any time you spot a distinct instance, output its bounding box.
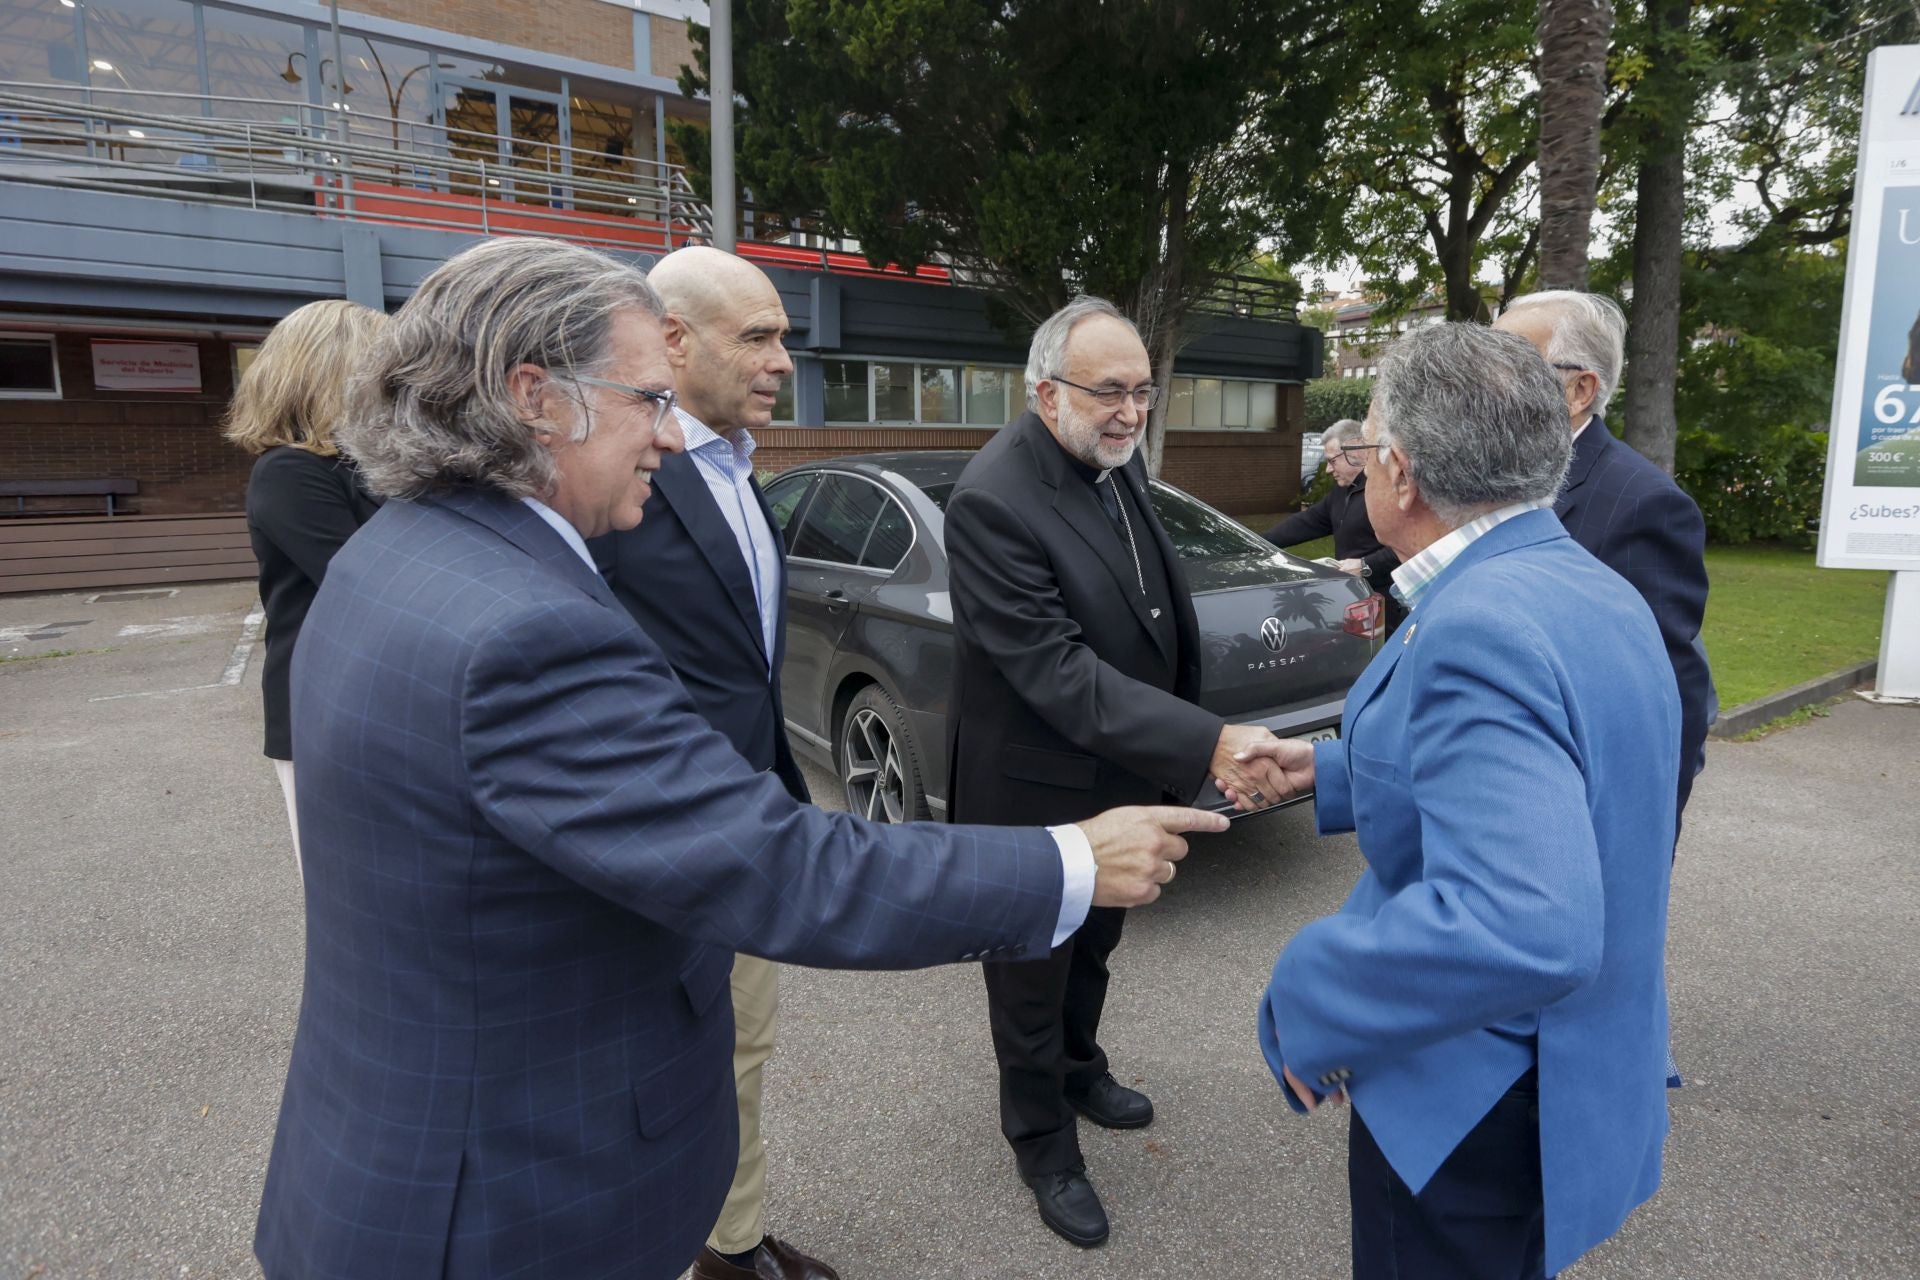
[1260,616,1286,652]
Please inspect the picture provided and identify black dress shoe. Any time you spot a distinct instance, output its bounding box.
[1067,1072,1154,1129]
[1025,1166,1109,1247]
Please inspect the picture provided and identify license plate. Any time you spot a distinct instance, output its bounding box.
[1296,725,1339,743]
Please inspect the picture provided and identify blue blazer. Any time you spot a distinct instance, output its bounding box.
[589,451,809,803]
[255,490,1062,1280]
[1259,510,1679,1276]
[1556,418,1715,815]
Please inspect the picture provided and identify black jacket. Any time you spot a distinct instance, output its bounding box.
[245,446,380,760]
[590,449,809,804]
[1262,473,1400,585]
[944,413,1222,825]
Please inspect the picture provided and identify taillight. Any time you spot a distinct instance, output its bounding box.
[1344,595,1383,641]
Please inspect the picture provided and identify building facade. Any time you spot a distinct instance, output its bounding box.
[0,0,1320,590]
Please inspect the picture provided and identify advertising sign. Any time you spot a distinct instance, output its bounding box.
[1821,45,1920,698]
[90,340,202,393]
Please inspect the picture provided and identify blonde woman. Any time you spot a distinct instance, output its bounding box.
[224,299,387,869]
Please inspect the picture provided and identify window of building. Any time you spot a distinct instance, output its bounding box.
[1165,374,1282,430]
[772,375,795,425]
[871,361,914,422]
[964,365,1015,425]
[823,359,869,423]
[0,334,61,398]
[200,4,314,129]
[233,342,261,383]
[918,364,960,424]
[821,358,1025,426]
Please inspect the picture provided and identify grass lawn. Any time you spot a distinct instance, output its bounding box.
[1701,544,1885,709]
[1239,515,1885,708]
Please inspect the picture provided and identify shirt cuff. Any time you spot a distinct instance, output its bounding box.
[1046,823,1097,947]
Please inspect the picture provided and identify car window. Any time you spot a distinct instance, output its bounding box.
[918,482,953,511]
[1148,481,1274,560]
[790,475,887,565]
[860,499,913,570]
[763,474,816,536]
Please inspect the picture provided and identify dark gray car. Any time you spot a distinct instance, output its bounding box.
[765,452,1384,824]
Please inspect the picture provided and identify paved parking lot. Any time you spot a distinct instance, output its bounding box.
[1,581,1915,1279]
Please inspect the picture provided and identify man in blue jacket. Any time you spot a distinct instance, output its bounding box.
[1229,322,1679,1278]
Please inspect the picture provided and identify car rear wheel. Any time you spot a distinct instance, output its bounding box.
[838,684,929,824]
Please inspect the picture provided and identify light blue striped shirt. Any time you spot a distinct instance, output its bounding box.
[678,409,784,674]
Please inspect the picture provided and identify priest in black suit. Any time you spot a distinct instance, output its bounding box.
[943,296,1293,1247]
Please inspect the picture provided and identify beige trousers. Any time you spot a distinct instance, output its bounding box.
[706,952,779,1254]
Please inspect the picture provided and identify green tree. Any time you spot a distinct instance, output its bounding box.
[1311,0,1542,321]
[675,0,1354,472]
[1606,0,1919,472]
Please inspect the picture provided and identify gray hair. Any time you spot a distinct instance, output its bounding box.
[1372,323,1572,528]
[342,238,666,500]
[1024,295,1140,408]
[1500,289,1627,412]
[1321,418,1365,447]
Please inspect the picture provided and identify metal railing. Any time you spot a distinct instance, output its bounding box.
[0,82,709,254]
[0,81,1299,319]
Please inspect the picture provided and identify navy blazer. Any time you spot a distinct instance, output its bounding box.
[1261,510,1679,1275]
[1555,418,1716,815]
[590,450,809,803]
[255,490,1062,1280]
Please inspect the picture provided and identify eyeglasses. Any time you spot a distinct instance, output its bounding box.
[1050,376,1161,410]
[1333,440,1393,468]
[572,374,678,431]
[1550,362,1591,374]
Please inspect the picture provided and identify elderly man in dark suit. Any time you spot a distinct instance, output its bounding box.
[1264,417,1404,629]
[589,245,836,1280]
[1495,291,1716,819]
[252,239,1223,1280]
[943,295,1294,1247]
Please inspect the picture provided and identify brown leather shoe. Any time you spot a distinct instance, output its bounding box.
[690,1238,841,1280]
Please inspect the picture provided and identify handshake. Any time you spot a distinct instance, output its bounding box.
[1068,724,1320,911]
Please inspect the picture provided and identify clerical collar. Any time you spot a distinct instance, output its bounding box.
[1064,454,1110,487]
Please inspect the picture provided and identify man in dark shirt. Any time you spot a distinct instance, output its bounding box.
[1265,418,1403,627]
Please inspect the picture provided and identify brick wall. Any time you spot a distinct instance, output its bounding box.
[650,13,699,80]
[348,0,635,70]
[0,335,249,516]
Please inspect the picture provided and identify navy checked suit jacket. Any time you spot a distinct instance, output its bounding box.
[1555,419,1716,816]
[254,489,1062,1280]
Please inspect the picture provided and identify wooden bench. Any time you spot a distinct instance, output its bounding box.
[0,513,255,595]
[0,478,140,517]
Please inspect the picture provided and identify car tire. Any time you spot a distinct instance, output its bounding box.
[837,683,930,824]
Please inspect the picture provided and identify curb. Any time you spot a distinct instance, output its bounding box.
[1709,661,1879,739]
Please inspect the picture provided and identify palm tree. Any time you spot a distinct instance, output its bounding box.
[1536,0,1612,290]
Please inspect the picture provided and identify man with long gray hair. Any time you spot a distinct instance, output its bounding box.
[251,239,1223,1280]
[1229,322,1679,1279]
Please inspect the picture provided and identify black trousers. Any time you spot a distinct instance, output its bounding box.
[1349,1070,1548,1280]
[980,904,1126,1178]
